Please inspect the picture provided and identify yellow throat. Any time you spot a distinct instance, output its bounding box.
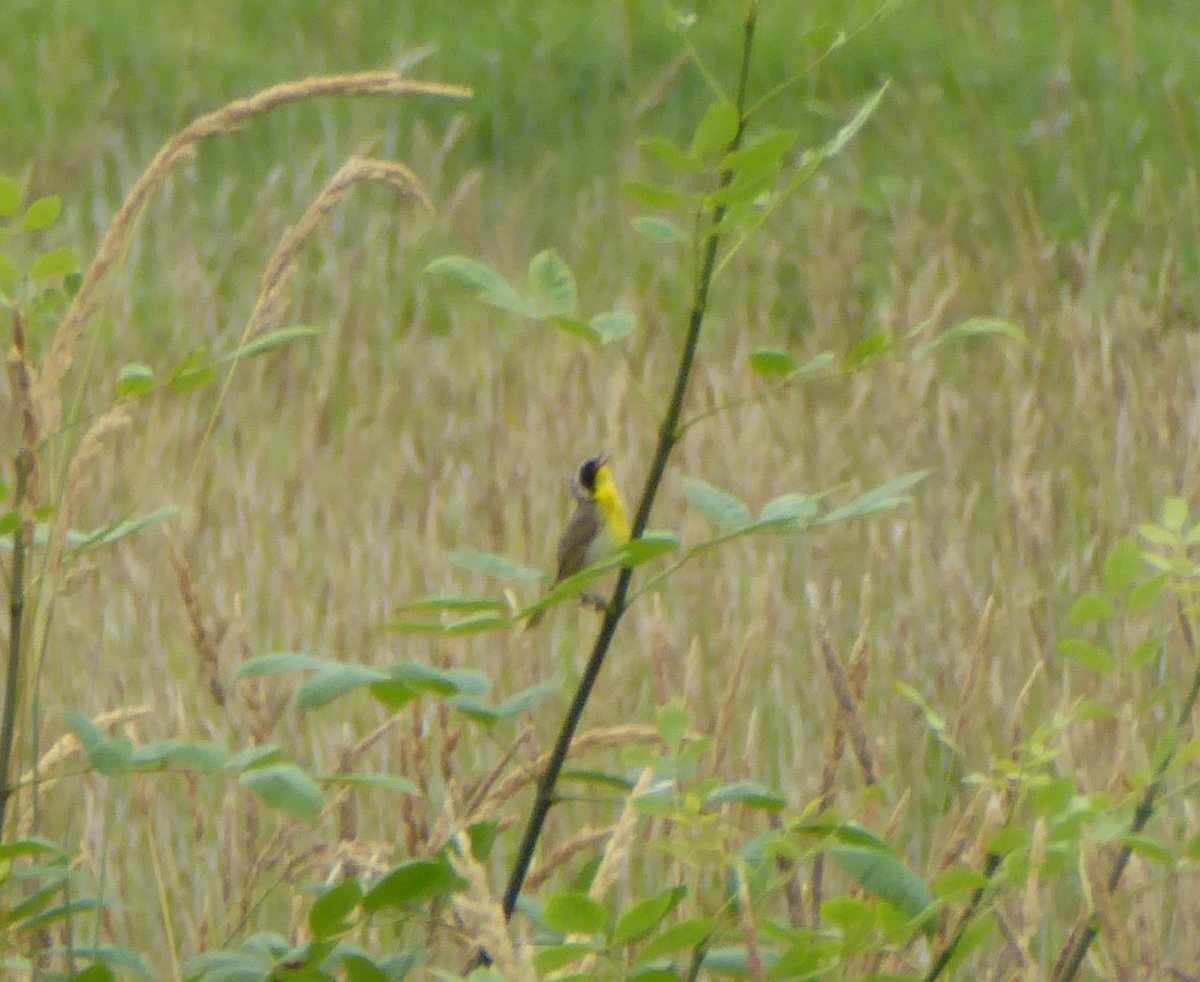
[592,463,631,547]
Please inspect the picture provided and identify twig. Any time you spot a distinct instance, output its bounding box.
[482,2,760,963]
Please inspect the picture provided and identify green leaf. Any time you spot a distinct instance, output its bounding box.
[639,135,701,173]
[239,764,324,822]
[683,477,751,528]
[829,845,934,935]
[1128,572,1168,612]
[298,665,391,710]
[811,80,890,165]
[237,652,330,677]
[657,702,691,746]
[1057,637,1114,674]
[634,916,714,963]
[362,859,459,912]
[748,349,795,375]
[390,662,488,696]
[1068,593,1115,625]
[619,532,679,564]
[632,216,688,244]
[309,879,362,939]
[755,494,819,530]
[611,886,686,946]
[844,330,891,368]
[322,773,421,796]
[115,362,155,399]
[63,711,131,776]
[0,510,20,536]
[1120,833,1174,866]
[30,246,80,281]
[549,315,602,345]
[167,349,217,392]
[533,943,597,974]
[1103,538,1142,593]
[225,326,319,361]
[495,679,560,720]
[0,175,21,218]
[704,781,787,811]
[76,507,181,551]
[527,249,577,317]
[442,613,512,635]
[915,317,1029,356]
[1162,496,1188,533]
[448,548,543,581]
[396,595,506,614]
[691,100,739,159]
[0,837,66,862]
[819,470,931,525]
[621,181,688,211]
[21,194,62,232]
[720,129,800,175]
[225,745,282,773]
[591,311,635,344]
[424,255,534,317]
[542,891,608,935]
[129,740,227,773]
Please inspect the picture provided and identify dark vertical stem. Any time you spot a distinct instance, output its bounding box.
[491,2,759,944]
[1052,602,1200,982]
[0,450,31,834]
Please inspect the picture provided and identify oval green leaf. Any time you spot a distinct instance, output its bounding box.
[21,194,62,232]
[683,477,751,528]
[528,249,577,317]
[542,891,609,935]
[239,764,324,822]
[362,859,459,912]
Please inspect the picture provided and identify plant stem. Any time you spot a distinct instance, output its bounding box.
[0,449,32,835]
[1052,601,1200,982]
[490,0,759,948]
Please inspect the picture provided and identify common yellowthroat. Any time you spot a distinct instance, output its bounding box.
[527,454,631,627]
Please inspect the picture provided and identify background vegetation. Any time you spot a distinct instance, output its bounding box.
[3,0,1200,977]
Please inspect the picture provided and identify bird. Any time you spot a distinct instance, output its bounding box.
[527,454,631,627]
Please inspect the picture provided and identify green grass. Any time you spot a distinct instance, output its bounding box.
[3,0,1200,977]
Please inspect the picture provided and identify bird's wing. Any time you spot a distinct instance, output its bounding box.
[555,502,600,582]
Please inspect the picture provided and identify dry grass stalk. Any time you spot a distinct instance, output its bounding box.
[588,766,655,901]
[1008,664,1043,749]
[244,156,432,343]
[169,547,227,706]
[648,593,671,708]
[767,812,805,928]
[15,704,152,837]
[1086,850,1133,981]
[1015,817,1047,976]
[565,768,656,975]
[462,725,533,820]
[711,627,757,775]
[952,594,995,746]
[807,582,877,785]
[6,308,41,503]
[448,830,534,981]
[736,858,767,982]
[190,156,435,488]
[525,825,614,892]
[36,73,470,438]
[471,724,659,824]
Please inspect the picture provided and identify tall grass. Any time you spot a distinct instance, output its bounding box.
[3,0,1200,977]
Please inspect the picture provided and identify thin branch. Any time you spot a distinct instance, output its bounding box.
[484,2,760,962]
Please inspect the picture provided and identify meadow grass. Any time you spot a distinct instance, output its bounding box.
[3,0,1200,977]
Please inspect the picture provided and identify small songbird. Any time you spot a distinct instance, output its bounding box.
[527,454,631,627]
